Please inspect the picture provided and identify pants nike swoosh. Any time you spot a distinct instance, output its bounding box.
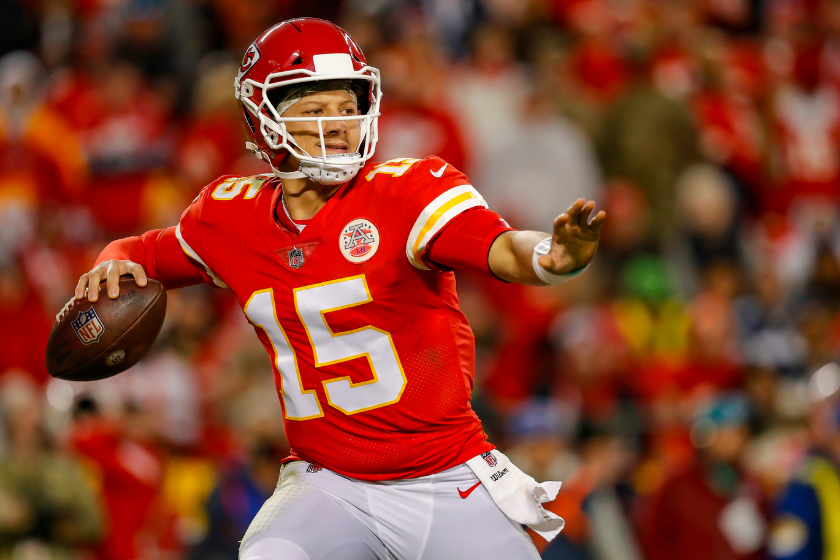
[457,481,482,499]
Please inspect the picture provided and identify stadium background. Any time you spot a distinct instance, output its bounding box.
[1,0,840,558]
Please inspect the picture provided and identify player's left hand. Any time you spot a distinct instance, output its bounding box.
[537,199,605,275]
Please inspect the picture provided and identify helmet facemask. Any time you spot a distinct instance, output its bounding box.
[238,68,381,185]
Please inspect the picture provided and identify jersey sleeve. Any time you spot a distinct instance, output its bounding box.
[95,227,210,289]
[424,208,513,275]
[400,156,497,270]
[175,178,232,289]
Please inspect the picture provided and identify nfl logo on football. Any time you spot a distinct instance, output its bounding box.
[71,308,105,345]
[481,452,497,468]
[288,247,304,269]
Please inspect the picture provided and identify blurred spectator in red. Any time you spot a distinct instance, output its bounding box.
[0,375,102,557]
[71,397,177,560]
[558,0,631,105]
[0,51,102,318]
[551,305,633,428]
[51,54,177,235]
[177,56,245,191]
[639,393,767,560]
[375,39,469,171]
[0,51,88,201]
[770,37,840,211]
[694,41,767,204]
[0,263,52,383]
[596,180,656,281]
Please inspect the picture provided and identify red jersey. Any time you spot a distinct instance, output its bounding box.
[176,156,509,480]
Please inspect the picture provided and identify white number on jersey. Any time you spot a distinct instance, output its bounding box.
[244,290,322,420]
[243,275,407,419]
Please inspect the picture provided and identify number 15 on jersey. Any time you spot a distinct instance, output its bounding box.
[243,275,407,420]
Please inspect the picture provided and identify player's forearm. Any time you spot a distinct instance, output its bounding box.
[95,227,205,289]
[487,231,575,285]
[96,235,148,267]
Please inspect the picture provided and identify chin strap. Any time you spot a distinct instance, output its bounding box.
[275,169,307,179]
[246,142,307,179]
[245,142,361,184]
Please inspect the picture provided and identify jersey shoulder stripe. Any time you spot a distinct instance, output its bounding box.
[406,184,488,270]
[175,221,228,288]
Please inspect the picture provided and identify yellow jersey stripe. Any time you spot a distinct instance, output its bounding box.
[411,192,475,260]
[405,185,488,270]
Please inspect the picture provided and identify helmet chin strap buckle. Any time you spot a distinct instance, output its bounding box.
[245,141,307,179]
[245,142,267,161]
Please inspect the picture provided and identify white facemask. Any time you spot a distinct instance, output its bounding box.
[266,92,367,185]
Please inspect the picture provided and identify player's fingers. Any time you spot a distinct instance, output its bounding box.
[565,198,585,222]
[578,201,595,228]
[105,262,121,299]
[126,262,148,287]
[75,274,89,300]
[589,210,606,233]
[552,214,570,243]
[86,267,105,302]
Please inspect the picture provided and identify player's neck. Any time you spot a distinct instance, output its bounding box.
[279,176,341,221]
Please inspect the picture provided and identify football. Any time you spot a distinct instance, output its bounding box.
[46,278,167,381]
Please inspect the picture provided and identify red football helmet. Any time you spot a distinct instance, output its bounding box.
[234,18,382,184]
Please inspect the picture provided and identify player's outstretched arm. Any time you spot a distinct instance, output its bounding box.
[488,199,605,285]
[75,226,207,306]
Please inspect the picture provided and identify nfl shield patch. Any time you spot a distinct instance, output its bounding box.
[288,247,304,269]
[71,308,105,345]
[481,452,497,468]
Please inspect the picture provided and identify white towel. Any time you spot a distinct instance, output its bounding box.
[466,449,565,541]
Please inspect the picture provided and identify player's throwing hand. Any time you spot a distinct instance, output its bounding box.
[75,260,148,303]
[537,198,605,276]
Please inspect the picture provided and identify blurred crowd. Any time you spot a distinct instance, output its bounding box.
[3,0,840,559]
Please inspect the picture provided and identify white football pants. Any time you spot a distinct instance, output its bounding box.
[239,461,541,560]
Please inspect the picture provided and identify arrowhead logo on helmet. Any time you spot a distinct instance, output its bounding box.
[237,43,261,82]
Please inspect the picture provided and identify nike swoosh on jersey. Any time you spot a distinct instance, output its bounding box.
[430,163,448,177]
[457,481,482,499]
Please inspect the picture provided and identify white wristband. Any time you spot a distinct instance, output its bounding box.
[532,237,588,284]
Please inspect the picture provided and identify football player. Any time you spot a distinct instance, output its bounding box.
[73,18,605,560]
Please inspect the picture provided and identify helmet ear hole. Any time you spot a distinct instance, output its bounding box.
[292,56,303,65]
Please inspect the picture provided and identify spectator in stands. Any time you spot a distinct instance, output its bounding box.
[0,375,102,558]
[639,392,767,560]
[768,364,840,560]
